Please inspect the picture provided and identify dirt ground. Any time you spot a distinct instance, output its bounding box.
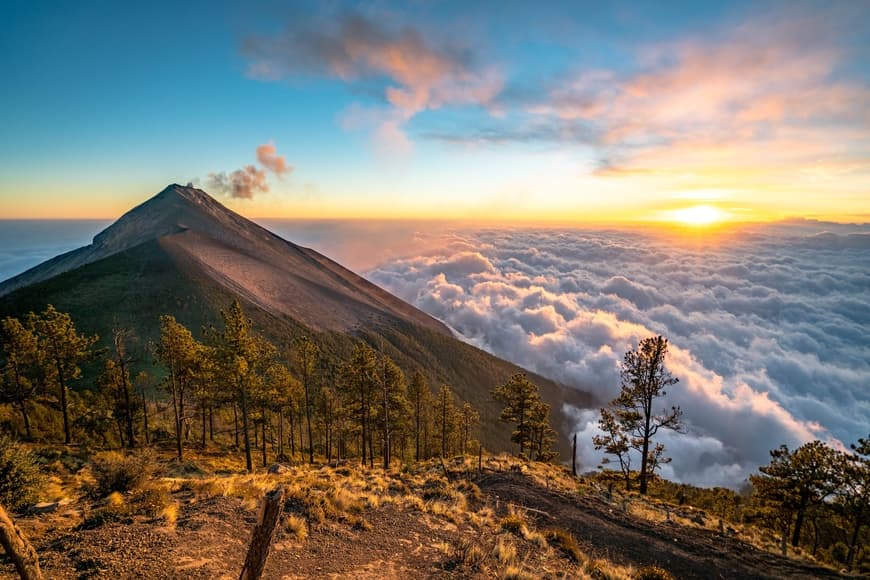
[474,471,846,580]
[0,467,850,579]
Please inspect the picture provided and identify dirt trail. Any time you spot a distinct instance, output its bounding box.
[475,471,844,580]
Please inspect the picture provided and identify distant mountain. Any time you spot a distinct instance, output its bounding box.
[0,184,594,452]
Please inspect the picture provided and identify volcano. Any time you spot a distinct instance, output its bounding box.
[0,184,593,450]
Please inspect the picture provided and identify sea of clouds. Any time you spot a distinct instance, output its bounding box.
[366,221,870,488]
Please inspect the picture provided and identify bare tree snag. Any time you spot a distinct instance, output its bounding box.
[0,503,42,580]
[572,432,577,477]
[239,485,285,580]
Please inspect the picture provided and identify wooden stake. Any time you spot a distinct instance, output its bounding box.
[0,503,42,580]
[239,485,286,580]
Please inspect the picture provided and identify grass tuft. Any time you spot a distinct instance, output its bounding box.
[544,527,583,562]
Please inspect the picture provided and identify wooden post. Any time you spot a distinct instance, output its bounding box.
[571,433,577,477]
[0,503,42,580]
[239,486,285,580]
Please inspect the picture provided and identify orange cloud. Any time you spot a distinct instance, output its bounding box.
[528,11,870,193]
[244,10,503,154]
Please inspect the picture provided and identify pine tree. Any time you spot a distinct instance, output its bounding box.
[750,441,842,549]
[604,335,683,495]
[491,373,541,457]
[593,408,633,489]
[133,371,151,445]
[155,315,201,461]
[528,400,558,462]
[0,317,40,439]
[435,385,459,458]
[292,336,319,464]
[838,436,870,568]
[98,358,131,447]
[214,300,269,472]
[408,371,432,461]
[28,305,97,444]
[110,326,138,448]
[340,343,379,466]
[460,402,480,456]
[375,352,410,468]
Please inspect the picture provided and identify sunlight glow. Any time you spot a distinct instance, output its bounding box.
[668,205,728,227]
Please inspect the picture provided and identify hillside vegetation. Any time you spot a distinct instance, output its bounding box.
[0,304,866,577]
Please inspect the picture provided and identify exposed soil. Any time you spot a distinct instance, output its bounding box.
[0,467,850,579]
[474,471,846,580]
[1,496,476,579]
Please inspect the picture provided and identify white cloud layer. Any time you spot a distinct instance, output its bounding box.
[367,222,870,488]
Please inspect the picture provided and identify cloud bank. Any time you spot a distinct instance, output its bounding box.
[367,223,870,487]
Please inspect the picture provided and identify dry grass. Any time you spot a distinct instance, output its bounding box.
[16,446,671,579]
[285,514,308,542]
[494,536,517,565]
[499,505,529,537]
[543,528,582,562]
[160,502,178,525]
[502,565,535,580]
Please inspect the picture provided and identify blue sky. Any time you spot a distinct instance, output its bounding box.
[2,1,868,221]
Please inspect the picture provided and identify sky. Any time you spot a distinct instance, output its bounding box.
[1,0,869,487]
[1,0,869,222]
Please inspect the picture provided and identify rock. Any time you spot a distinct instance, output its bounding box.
[268,463,289,474]
[31,500,61,514]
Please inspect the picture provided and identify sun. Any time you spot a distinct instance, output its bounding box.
[669,204,727,227]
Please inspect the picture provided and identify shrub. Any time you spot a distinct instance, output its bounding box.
[285,514,308,541]
[132,484,171,517]
[499,514,527,536]
[0,435,45,510]
[457,539,487,569]
[89,449,156,497]
[543,528,582,562]
[633,565,675,580]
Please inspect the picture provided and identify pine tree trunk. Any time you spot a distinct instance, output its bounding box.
[240,386,253,472]
[233,404,239,449]
[639,414,652,495]
[792,494,809,547]
[414,392,421,462]
[141,392,150,445]
[277,407,285,460]
[172,386,183,461]
[304,379,314,465]
[117,356,136,448]
[199,406,205,448]
[261,416,267,468]
[58,371,71,444]
[847,519,862,568]
[288,412,295,457]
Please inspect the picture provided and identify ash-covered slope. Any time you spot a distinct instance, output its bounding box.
[0,184,446,335]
